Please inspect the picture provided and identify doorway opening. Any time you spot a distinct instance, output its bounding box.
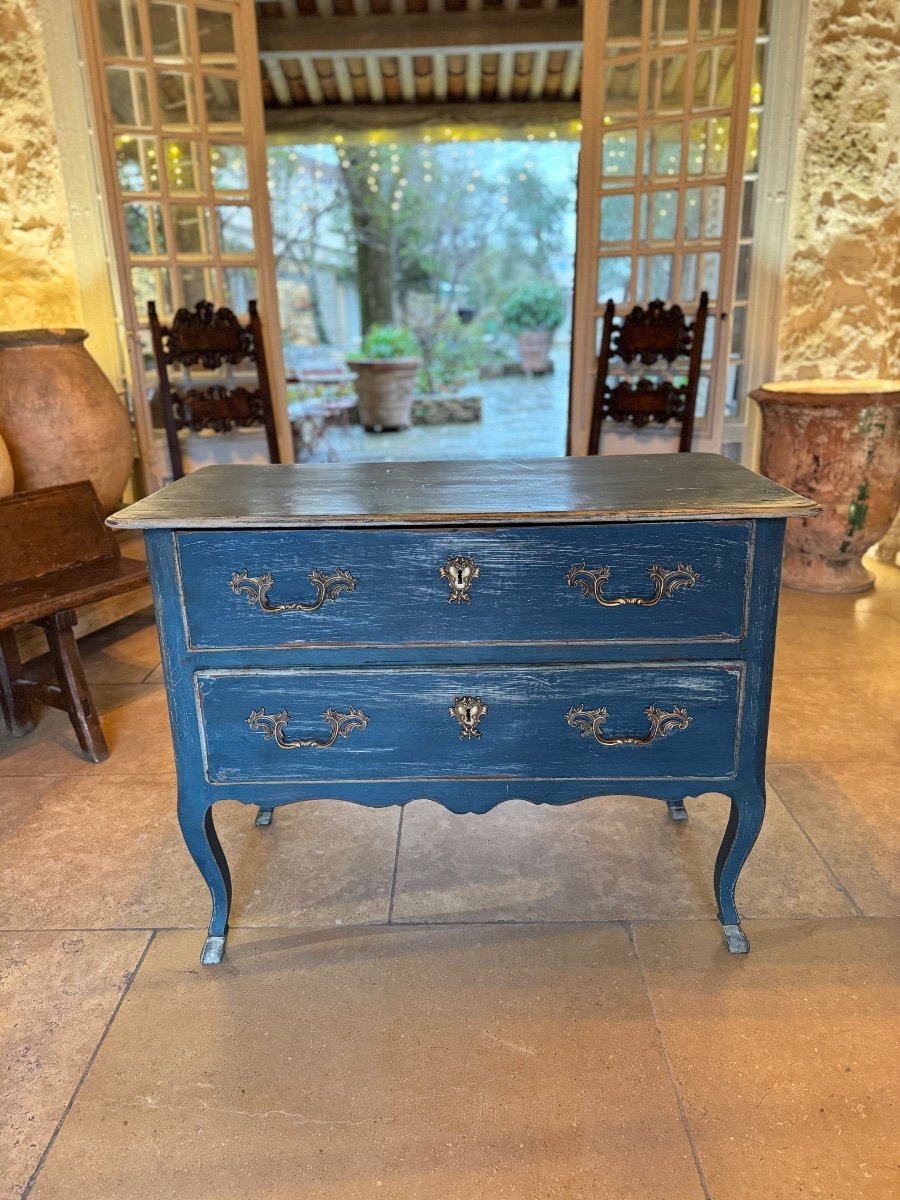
[268,129,579,464]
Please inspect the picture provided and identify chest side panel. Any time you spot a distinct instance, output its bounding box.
[177,521,751,649]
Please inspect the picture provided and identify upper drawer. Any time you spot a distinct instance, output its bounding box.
[176,521,751,650]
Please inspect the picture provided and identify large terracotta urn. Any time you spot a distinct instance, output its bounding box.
[0,328,132,513]
[751,379,900,593]
[0,432,13,498]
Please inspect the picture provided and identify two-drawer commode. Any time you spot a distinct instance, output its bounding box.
[110,454,818,963]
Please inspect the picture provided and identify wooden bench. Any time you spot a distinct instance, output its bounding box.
[0,481,150,762]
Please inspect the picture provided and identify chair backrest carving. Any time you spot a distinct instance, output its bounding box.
[163,300,254,369]
[148,299,281,480]
[588,291,709,455]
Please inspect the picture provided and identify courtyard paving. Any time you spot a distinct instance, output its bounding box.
[314,346,571,463]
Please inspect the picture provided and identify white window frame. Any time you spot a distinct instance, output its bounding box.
[76,0,290,493]
[570,0,766,458]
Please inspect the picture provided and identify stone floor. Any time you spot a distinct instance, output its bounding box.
[2,557,899,1199]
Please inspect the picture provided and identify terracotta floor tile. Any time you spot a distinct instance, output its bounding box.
[0,930,150,1198]
[842,669,900,730]
[777,557,900,622]
[774,607,900,675]
[633,918,900,1200]
[0,776,56,840]
[767,672,900,766]
[28,925,704,1200]
[0,684,173,776]
[391,789,854,924]
[78,621,162,685]
[770,763,900,916]
[0,777,399,931]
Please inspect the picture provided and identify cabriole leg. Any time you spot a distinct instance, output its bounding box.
[666,798,688,821]
[714,783,766,954]
[178,795,232,965]
[255,807,274,827]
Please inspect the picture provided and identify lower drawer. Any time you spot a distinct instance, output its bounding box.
[196,663,743,785]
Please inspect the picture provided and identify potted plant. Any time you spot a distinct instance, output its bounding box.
[500,283,566,374]
[347,325,422,432]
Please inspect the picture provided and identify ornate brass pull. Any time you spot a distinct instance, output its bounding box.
[566,562,698,607]
[566,703,691,746]
[230,567,357,613]
[439,555,480,603]
[449,695,488,739]
[246,706,369,749]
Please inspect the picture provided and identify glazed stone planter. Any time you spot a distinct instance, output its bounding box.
[0,328,132,513]
[751,379,900,593]
[349,358,421,432]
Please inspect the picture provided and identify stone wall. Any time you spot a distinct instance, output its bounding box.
[777,0,900,380]
[0,0,83,330]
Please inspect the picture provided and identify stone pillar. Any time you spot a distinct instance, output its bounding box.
[775,1,900,566]
[0,0,83,330]
[777,0,900,381]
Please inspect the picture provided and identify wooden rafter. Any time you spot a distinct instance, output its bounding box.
[256,7,583,57]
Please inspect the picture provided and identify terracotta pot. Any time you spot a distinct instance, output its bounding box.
[516,330,554,373]
[349,358,421,432]
[0,431,13,498]
[0,328,133,513]
[751,379,900,593]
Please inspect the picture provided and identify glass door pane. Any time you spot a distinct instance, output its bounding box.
[79,0,287,490]
[570,0,762,455]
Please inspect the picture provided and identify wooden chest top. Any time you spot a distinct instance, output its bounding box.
[109,454,818,530]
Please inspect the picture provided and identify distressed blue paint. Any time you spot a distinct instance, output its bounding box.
[177,521,751,650]
[141,495,788,965]
[198,663,742,784]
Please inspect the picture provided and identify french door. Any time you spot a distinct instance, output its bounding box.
[77,0,289,491]
[570,0,764,458]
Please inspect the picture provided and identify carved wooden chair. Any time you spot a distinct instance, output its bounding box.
[0,481,149,762]
[588,291,709,454]
[148,299,282,480]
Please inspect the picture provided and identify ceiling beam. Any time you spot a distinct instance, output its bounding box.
[265,99,580,142]
[256,8,583,58]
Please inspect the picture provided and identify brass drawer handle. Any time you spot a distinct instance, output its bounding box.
[439,555,480,603]
[230,567,357,613]
[566,562,698,607]
[449,695,488,739]
[246,706,369,749]
[566,703,691,746]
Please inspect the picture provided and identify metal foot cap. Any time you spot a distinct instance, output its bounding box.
[255,808,274,827]
[200,935,226,965]
[667,802,688,821]
[721,923,750,954]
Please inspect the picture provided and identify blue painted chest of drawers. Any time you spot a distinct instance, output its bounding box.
[110,454,817,964]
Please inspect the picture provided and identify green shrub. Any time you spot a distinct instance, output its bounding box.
[500,283,565,335]
[417,318,486,393]
[348,324,420,360]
